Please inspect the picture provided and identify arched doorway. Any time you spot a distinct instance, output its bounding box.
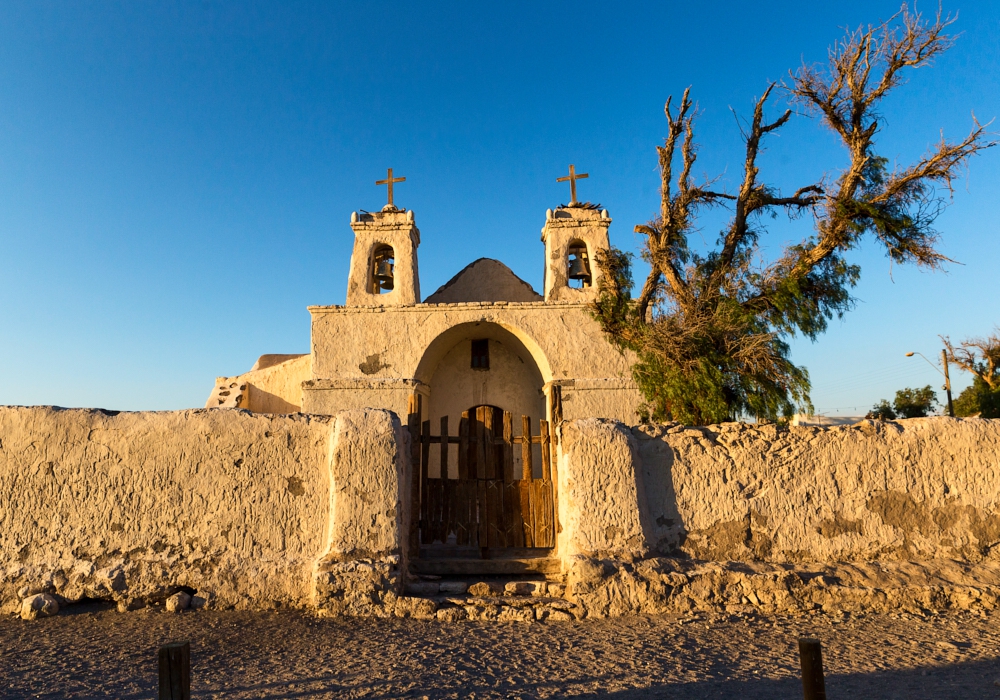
[411,323,555,558]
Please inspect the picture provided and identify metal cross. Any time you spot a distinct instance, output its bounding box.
[556,164,588,204]
[376,168,406,208]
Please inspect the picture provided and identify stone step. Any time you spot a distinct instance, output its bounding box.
[411,557,562,577]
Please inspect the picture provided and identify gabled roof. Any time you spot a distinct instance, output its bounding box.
[424,258,543,304]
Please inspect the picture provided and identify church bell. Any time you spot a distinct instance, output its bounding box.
[567,252,591,282]
[374,260,394,290]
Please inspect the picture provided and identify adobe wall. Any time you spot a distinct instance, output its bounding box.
[559,416,1000,618]
[205,354,311,413]
[0,406,408,615]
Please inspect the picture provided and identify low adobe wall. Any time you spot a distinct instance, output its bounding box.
[5,405,1000,619]
[558,417,1000,617]
[0,406,407,615]
[559,416,1000,563]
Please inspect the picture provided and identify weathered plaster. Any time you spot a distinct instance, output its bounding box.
[206,354,310,413]
[557,418,650,559]
[541,205,611,303]
[632,417,1000,563]
[303,304,641,424]
[0,406,333,613]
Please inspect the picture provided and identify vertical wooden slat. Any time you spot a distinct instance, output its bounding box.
[520,415,532,481]
[440,416,449,480]
[503,480,523,547]
[483,407,496,480]
[519,480,534,548]
[476,479,488,547]
[442,478,454,545]
[475,406,486,480]
[407,394,421,554]
[486,479,503,548]
[502,411,514,482]
[533,479,554,547]
[549,387,562,539]
[540,419,551,481]
[458,412,469,480]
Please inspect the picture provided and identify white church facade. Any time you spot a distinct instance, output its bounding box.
[206,187,642,433]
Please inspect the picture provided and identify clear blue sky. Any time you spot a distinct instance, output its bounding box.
[1,1,997,415]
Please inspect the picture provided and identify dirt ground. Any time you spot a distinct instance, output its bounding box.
[3,604,1000,699]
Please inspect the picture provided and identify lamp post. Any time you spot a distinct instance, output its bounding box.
[904,350,954,417]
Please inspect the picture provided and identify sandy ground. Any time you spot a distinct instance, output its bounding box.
[3,604,1000,699]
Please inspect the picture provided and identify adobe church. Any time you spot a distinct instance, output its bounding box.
[206,168,642,435]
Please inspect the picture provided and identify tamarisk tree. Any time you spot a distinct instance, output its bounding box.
[944,329,1000,417]
[592,6,993,424]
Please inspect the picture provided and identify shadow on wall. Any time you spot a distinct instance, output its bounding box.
[632,426,686,556]
[246,385,301,414]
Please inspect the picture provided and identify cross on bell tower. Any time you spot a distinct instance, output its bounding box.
[556,164,589,205]
[376,168,406,211]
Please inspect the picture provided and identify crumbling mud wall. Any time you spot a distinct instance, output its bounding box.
[0,406,334,614]
[560,416,1000,618]
[634,417,1000,563]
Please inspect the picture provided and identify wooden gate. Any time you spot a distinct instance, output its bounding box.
[407,401,555,549]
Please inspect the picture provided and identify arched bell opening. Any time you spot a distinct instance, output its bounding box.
[370,244,395,294]
[566,239,592,289]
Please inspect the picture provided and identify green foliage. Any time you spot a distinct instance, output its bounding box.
[892,385,938,418]
[588,9,990,426]
[593,250,810,425]
[867,399,896,420]
[953,378,1000,418]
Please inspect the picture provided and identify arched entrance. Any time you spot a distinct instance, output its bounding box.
[409,323,555,558]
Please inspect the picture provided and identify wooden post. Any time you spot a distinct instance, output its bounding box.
[942,348,955,417]
[502,411,514,482]
[475,406,487,480]
[421,419,432,543]
[521,415,533,481]
[407,394,421,556]
[539,420,551,481]
[549,386,562,539]
[457,411,471,545]
[798,638,827,700]
[483,406,496,480]
[158,642,190,700]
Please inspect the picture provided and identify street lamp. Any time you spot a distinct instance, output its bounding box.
[904,349,954,417]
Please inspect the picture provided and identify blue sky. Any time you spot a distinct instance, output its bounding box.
[1,1,997,415]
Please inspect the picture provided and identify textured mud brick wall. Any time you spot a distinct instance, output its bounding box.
[634,417,1000,562]
[0,406,334,613]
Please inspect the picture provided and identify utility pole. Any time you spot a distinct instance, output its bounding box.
[942,348,955,417]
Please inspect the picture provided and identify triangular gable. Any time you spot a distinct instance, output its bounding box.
[424,258,543,304]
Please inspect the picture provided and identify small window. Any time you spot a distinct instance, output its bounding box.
[471,339,489,370]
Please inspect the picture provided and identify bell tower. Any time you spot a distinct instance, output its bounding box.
[346,170,421,306]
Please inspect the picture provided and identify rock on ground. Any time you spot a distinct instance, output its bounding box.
[19,593,59,620]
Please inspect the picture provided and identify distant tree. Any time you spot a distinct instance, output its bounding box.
[866,399,896,421]
[944,329,1000,417]
[590,6,993,425]
[893,385,938,418]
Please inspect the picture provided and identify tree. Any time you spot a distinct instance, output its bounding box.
[867,399,896,420]
[591,6,993,425]
[892,385,938,418]
[944,329,1000,417]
